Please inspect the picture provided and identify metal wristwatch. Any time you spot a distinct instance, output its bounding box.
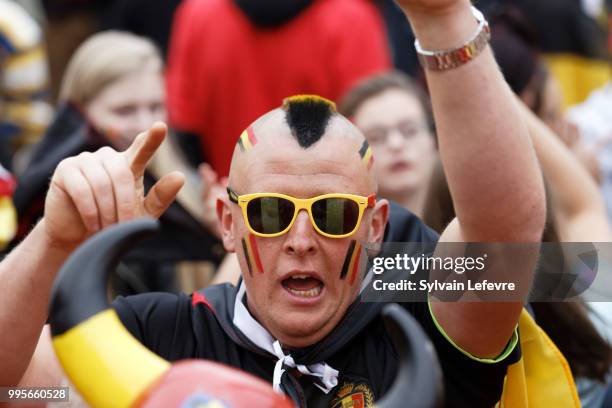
[415,6,491,71]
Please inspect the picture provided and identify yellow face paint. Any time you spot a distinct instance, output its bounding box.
[237,126,258,152]
[340,240,362,284]
[242,233,264,275]
[359,140,374,170]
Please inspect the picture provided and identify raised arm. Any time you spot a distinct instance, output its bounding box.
[0,123,184,386]
[519,101,611,242]
[396,0,545,358]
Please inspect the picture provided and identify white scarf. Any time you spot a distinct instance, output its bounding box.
[232,282,339,394]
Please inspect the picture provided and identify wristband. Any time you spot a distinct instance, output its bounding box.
[415,6,491,71]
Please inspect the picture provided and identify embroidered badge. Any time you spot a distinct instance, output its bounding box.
[330,380,375,408]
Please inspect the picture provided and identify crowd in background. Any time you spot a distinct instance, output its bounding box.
[2,0,612,406]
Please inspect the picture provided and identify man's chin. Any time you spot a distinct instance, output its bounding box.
[271,314,333,348]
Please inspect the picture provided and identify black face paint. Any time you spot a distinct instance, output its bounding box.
[241,237,254,276]
[340,240,357,280]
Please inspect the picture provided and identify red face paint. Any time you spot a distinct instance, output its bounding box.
[246,126,258,145]
[237,126,258,152]
[243,233,264,274]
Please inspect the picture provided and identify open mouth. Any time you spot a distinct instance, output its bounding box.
[282,274,324,298]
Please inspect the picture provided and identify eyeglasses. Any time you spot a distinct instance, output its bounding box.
[363,119,429,146]
[227,187,376,238]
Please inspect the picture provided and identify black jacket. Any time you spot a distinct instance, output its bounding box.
[112,204,520,407]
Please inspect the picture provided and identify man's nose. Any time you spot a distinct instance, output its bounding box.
[283,210,317,256]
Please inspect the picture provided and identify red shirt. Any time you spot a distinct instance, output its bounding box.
[166,0,391,176]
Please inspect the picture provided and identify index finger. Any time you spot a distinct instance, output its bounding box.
[124,122,167,177]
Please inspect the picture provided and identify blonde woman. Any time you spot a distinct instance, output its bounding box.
[13,31,224,294]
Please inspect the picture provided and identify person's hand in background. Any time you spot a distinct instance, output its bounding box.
[199,162,227,240]
[553,116,603,184]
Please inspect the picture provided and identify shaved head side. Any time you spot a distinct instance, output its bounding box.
[282,95,337,148]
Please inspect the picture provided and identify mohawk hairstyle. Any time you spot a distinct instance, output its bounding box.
[282,95,337,148]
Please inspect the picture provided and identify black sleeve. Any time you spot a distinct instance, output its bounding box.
[404,301,521,408]
[111,292,198,361]
[384,201,439,244]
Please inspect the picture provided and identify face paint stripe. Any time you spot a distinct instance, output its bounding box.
[238,130,253,151]
[241,237,254,276]
[358,140,370,158]
[246,126,258,145]
[242,131,253,150]
[244,235,258,274]
[367,154,374,170]
[349,242,362,285]
[362,147,373,166]
[248,233,264,273]
[340,240,357,279]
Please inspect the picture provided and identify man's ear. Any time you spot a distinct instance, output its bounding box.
[217,196,236,252]
[368,198,389,243]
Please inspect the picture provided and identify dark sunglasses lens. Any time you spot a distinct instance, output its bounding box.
[312,198,360,235]
[247,197,294,234]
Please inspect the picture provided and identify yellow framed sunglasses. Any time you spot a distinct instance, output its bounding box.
[227,187,376,238]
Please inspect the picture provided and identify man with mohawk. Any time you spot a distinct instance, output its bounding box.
[0,0,545,406]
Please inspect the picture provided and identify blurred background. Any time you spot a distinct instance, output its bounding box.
[0,0,610,293]
[1,1,612,405]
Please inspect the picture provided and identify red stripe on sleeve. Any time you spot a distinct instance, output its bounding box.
[192,291,214,312]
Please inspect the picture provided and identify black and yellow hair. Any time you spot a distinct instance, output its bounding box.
[282,95,337,148]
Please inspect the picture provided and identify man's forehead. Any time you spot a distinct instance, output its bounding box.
[229,104,376,193]
[240,140,366,192]
[237,108,362,159]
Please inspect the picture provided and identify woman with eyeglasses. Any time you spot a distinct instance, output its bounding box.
[339,71,437,219]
